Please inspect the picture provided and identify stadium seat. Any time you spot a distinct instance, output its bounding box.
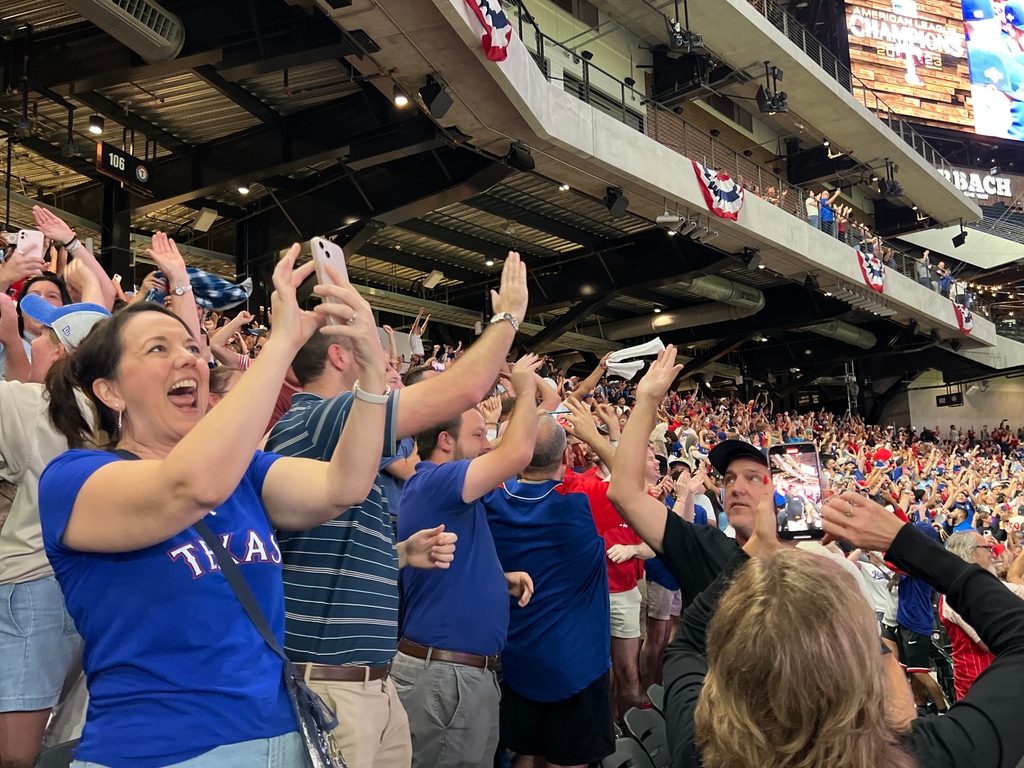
[602,736,656,768]
[623,707,671,768]
[33,739,79,768]
[648,683,665,714]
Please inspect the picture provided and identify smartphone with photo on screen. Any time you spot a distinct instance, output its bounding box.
[769,442,826,540]
[309,237,350,325]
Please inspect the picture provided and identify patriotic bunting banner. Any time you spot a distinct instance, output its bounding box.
[465,0,513,62]
[953,302,974,335]
[855,247,886,293]
[692,160,744,220]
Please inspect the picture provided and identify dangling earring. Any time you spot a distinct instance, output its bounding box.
[116,405,123,433]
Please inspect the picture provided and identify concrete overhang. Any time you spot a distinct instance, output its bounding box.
[587,0,982,227]
[898,227,1024,270]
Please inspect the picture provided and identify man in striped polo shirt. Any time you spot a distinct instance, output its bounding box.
[265,253,528,768]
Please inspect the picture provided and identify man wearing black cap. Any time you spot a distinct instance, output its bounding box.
[607,349,769,608]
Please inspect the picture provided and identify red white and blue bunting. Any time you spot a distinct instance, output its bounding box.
[692,160,744,220]
[855,247,886,293]
[953,302,974,335]
[465,0,513,62]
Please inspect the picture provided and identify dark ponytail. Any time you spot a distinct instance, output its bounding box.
[44,302,193,450]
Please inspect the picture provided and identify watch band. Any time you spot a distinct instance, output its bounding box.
[490,312,520,332]
[353,382,391,404]
[172,284,193,296]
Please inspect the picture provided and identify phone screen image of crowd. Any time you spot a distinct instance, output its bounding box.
[771,446,825,534]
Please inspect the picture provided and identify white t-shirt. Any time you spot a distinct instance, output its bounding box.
[805,196,819,217]
[859,560,894,616]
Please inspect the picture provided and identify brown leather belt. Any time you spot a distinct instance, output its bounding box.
[398,638,498,670]
[294,662,390,682]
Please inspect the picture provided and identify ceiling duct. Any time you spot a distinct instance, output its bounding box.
[801,321,876,350]
[588,274,764,341]
[61,0,185,63]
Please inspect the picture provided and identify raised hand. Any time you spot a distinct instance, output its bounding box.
[479,394,502,426]
[314,262,384,383]
[0,240,46,286]
[32,205,75,245]
[636,345,683,403]
[146,232,189,287]
[491,251,528,323]
[822,492,906,552]
[564,397,602,447]
[268,244,321,351]
[510,352,543,393]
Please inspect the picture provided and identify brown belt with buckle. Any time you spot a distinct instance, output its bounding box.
[398,638,498,669]
[294,662,390,682]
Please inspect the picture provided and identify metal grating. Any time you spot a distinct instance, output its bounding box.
[0,1,85,36]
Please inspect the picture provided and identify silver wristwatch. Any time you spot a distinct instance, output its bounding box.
[172,284,193,296]
[490,312,520,332]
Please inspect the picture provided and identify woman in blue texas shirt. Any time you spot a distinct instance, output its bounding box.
[38,246,389,768]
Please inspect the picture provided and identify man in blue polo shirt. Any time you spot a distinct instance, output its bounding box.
[485,415,614,768]
[265,253,528,768]
[392,355,542,768]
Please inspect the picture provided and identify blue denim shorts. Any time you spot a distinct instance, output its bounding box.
[71,732,304,768]
[0,575,81,712]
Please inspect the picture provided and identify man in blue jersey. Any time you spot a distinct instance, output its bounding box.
[265,253,528,768]
[392,354,542,768]
[896,522,948,715]
[485,415,615,768]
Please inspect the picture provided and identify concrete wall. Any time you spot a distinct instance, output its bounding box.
[904,369,1024,432]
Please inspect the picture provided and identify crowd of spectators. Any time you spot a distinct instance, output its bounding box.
[0,208,1023,768]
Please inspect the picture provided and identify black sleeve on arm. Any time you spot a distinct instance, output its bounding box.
[888,524,1024,768]
[660,508,741,608]
[662,550,750,768]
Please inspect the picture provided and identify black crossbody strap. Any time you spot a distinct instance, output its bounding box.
[112,449,289,664]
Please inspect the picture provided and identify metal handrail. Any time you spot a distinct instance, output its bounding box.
[744,0,958,180]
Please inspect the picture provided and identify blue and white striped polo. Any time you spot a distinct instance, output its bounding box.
[266,390,400,667]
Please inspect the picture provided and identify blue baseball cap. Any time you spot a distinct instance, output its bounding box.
[20,294,110,351]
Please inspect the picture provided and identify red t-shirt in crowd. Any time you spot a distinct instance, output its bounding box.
[563,468,644,593]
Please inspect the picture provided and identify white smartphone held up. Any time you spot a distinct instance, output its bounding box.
[17,229,45,258]
[309,237,350,325]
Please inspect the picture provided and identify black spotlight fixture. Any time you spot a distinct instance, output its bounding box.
[418,74,453,119]
[742,149,753,157]
[757,61,788,114]
[604,186,629,218]
[506,142,536,172]
[710,128,721,137]
[952,219,968,248]
[878,158,904,197]
[580,50,594,61]
[88,114,105,135]
[624,76,636,88]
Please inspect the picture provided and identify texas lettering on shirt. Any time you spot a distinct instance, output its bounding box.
[168,528,283,578]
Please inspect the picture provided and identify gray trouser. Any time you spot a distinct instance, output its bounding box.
[390,650,500,768]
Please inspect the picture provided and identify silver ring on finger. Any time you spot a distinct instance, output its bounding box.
[346,313,357,326]
[845,502,854,518]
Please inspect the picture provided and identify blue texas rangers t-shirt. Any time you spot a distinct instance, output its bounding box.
[38,450,296,768]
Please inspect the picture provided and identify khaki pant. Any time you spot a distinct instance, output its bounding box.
[305,673,412,768]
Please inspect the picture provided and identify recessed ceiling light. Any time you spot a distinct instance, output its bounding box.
[485,258,495,266]
[654,308,663,313]
[558,183,570,191]
[237,184,250,195]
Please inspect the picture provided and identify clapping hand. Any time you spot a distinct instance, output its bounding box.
[402,525,458,570]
